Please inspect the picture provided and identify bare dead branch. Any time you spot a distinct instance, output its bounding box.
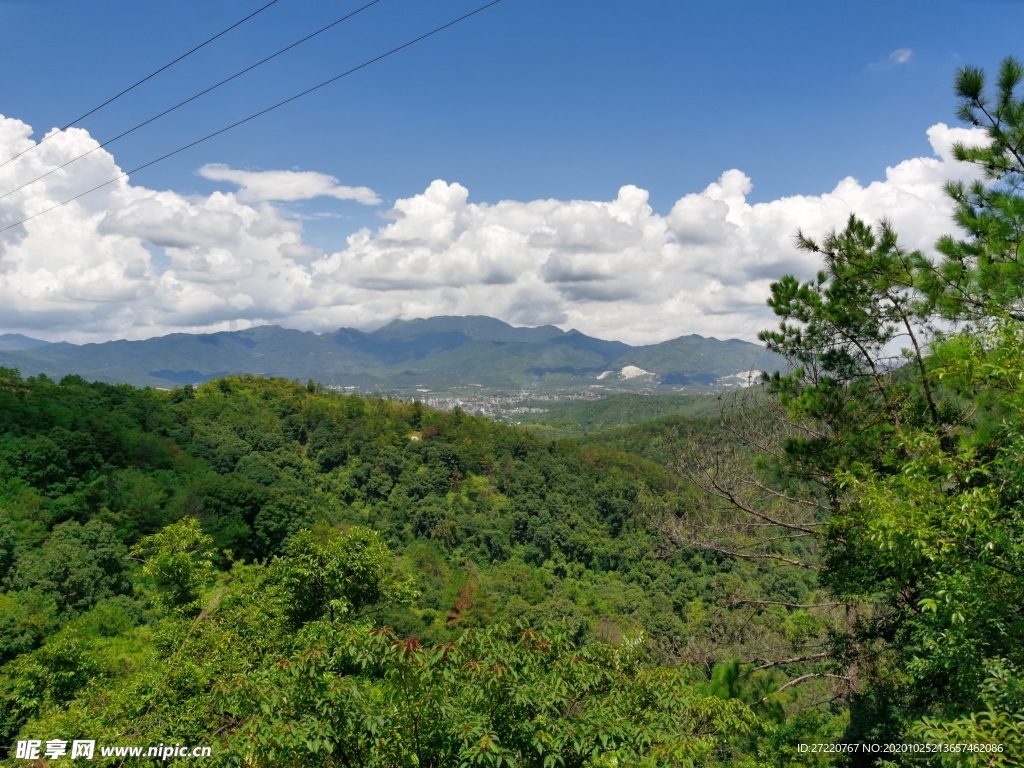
[650,513,821,571]
[682,540,820,571]
[750,652,829,672]
[759,673,850,702]
[732,600,847,609]
[691,469,823,536]
[757,533,813,544]
[741,477,832,513]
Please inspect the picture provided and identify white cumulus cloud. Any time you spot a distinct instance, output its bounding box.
[0,113,988,345]
[197,163,381,205]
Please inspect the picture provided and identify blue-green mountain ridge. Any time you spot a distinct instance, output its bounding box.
[0,316,782,392]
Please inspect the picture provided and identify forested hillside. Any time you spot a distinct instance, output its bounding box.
[515,392,728,438]
[0,370,838,766]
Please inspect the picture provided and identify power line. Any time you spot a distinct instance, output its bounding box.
[0,0,505,236]
[0,0,284,170]
[0,0,384,202]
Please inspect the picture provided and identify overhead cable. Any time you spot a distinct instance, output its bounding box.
[0,0,284,169]
[0,0,505,236]
[0,0,384,201]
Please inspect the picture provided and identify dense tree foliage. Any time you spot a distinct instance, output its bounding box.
[0,367,834,765]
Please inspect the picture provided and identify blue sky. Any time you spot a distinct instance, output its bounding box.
[2,0,1014,221]
[0,0,1019,341]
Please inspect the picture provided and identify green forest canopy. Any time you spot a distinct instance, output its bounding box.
[0,371,821,766]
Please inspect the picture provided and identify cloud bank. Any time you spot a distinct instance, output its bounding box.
[0,114,985,345]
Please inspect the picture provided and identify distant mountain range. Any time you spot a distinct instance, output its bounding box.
[0,333,53,352]
[0,316,784,393]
